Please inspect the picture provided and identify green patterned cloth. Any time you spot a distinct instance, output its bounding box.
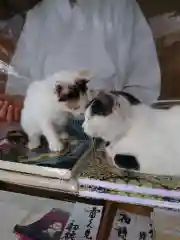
[78,151,180,204]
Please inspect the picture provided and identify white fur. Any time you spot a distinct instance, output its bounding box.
[21,70,90,152]
[83,97,180,176]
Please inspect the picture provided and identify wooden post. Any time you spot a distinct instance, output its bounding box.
[97,202,117,240]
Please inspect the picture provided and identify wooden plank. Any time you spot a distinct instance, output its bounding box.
[117,202,153,216]
[97,202,153,240]
[0,180,105,206]
[97,202,117,240]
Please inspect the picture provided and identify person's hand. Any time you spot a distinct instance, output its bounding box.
[0,94,24,122]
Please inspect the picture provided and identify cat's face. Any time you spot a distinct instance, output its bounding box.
[82,91,132,141]
[82,91,116,138]
[54,70,91,115]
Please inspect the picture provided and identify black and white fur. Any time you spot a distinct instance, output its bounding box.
[83,91,180,176]
[21,70,90,152]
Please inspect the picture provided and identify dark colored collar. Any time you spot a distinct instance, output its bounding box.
[110,91,141,105]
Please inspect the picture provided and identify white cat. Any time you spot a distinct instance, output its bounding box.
[21,70,90,152]
[83,91,180,176]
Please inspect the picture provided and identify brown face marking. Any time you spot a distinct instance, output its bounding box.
[54,83,86,110]
[55,84,63,101]
[55,83,78,102]
[75,78,89,94]
[87,91,115,116]
[54,77,89,111]
[55,78,89,102]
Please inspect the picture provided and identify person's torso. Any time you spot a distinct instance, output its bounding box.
[11,0,121,93]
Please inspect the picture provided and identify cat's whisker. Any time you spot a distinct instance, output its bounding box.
[89,138,97,161]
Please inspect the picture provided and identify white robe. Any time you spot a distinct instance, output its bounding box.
[6,0,160,104]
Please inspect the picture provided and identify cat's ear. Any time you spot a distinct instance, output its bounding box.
[97,91,114,113]
[97,91,110,100]
[55,84,62,95]
[75,78,89,85]
[75,79,89,94]
[55,84,65,101]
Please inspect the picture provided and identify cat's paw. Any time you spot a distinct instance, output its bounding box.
[49,140,64,152]
[28,139,40,150]
[59,132,68,140]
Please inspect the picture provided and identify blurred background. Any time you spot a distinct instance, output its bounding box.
[1,0,180,100]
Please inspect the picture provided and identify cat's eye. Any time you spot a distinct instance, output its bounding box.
[55,84,62,92]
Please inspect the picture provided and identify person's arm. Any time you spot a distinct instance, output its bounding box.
[0,94,23,122]
[112,0,161,104]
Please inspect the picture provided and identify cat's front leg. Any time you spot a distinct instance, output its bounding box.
[59,132,68,140]
[28,134,40,149]
[41,122,64,152]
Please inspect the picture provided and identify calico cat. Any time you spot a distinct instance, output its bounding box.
[21,70,90,152]
[83,91,180,176]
